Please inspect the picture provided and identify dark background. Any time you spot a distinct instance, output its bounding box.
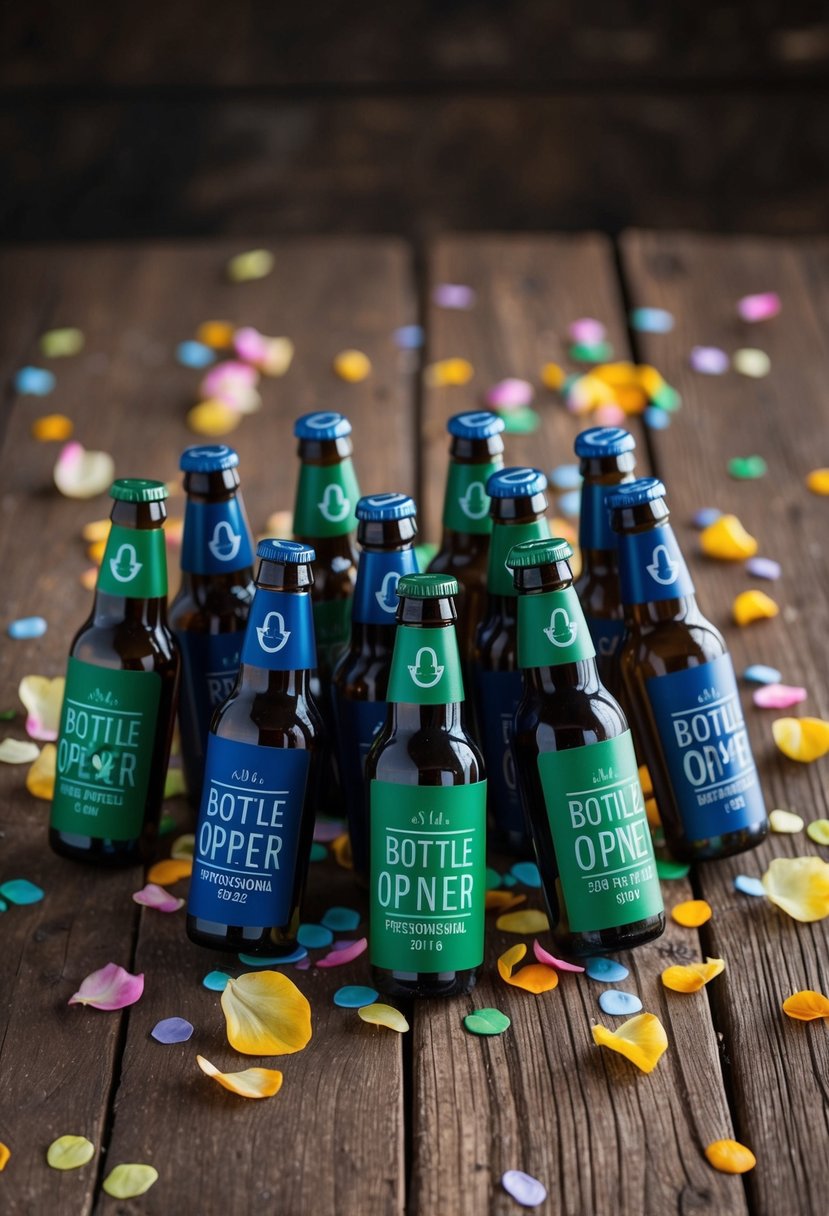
[3,1,829,243]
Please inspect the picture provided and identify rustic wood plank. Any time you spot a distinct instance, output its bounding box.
[412,235,745,1215]
[620,230,829,1216]
[0,239,412,1213]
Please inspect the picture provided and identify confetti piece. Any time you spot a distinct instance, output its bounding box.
[358,1003,410,1032]
[32,413,73,441]
[743,664,781,685]
[502,1169,547,1207]
[103,1163,159,1199]
[500,407,540,434]
[485,890,527,912]
[259,336,295,377]
[232,326,268,364]
[532,940,585,972]
[496,909,550,934]
[196,320,235,348]
[159,812,177,835]
[147,858,192,886]
[433,283,476,309]
[661,957,725,993]
[699,515,758,561]
[313,817,347,842]
[297,923,334,949]
[510,861,542,888]
[568,318,606,345]
[769,808,805,834]
[463,1007,511,1036]
[738,292,780,322]
[197,1054,284,1099]
[25,743,55,799]
[151,1016,193,1044]
[655,859,690,880]
[704,1139,756,1174]
[806,820,829,846]
[333,986,378,1009]
[646,797,662,828]
[203,971,231,991]
[754,684,807,710]
[762,857,829,921]
[598,990,643,1016]
[54,442,115,499]
[170,833,195,860]
[485,866,503,889]
[18,675,63,741]
[40,327,84,358]
[644,406,671,430]
[591,1012,667,1073]
[690,346,728,375]
[570,341,614,363]
[425,358,474,387]
[316,937,367,967]
[734,874,765,897]
[733,348,771,378]
[629,307,674,333]
[806,468,829,496]
[132,882,185,913]
[0,878,44,905]
[733,589,779,625]
[69,963,144,1010]
[333,349,372,382]
[176,340,215,369]
[221,970,311,1056]
[0,737,40,764]
[485,378,534,410]
[46,1135,95,1170]
[187,400,242,436]
[393,324,425,349]
[772,716,829,762]
[728,455,767,480]
[200,360,258,396]
[227,248,274,282]
[8,615,47,640]
[692,507,722,529]
[541,361,566,390]
[15,365,56,395]
[585,957,629,983]
[498,943,559,993]
[309,842,327,862]
[331,832,353,870]
[745,556,781,581]
[671,899,712,927]
[0,1143,8,1171]
[321,906,361,932]
[548,464,581,492]
[238,947,308,967]
[781,990,829,1021]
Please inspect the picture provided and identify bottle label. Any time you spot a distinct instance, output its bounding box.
[369,779,486,972]
[188,735,311,928]
[517,587,597,668]
[585,614,626,660]
[537,732,662,931]
[180,498,254,575]
[579,481,623,552]
[50,657,161,841]
[476,668,524,834]
[487,519,550,596]
[293,460,360,537]
[241,589,317,671]
[353,548,419,625]
[645,654,766,839]
[387,626,465,704]
[312,598,352,674]
[617,523,695,605]
[176,630,244,754]
[96,524,168,599]
[443,461,501,535]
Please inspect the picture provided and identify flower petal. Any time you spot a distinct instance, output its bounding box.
[806,820,829,846]
[495,909,550,934]
[0,878,44,905]
[704,1139,756,1174]
[147,858,193,886]
[463,1007,511,1036]
[772,716,829,763]
[132,883,184,912]
[781,990,829,1021]
[532,939,585,972]
[769,809,805,833]
[485,890,527,912]
[762,857,829,922]
[502,1169,547,1207]
[498,944,559,994]
[358,1003,410,1033]
[331,832,353,869]
[671,899,712,927]
[102,1163,159,1198]
[54,442,115,499]
[0,1142,10,1171]
[316,937,367,967]
[25,743,56,800]
[68,963,144,1010]
[197,1054,282,1099]
[46,1135,95,1170]
[18,675,64,741]
[221,970,311,1055]
[661,958,725,993]
[152,1017,193,1043]
[592,1012,668,1073]
[170,833,195,860]
[0,738,41,764]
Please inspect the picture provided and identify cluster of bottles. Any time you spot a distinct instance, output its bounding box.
[48,411,769,1000]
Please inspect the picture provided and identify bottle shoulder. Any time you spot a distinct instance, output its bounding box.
[212,685,323,748]
[70,616,179,671]
[515,682,628,749]
[620,612,726,678]
[169,583,253,633]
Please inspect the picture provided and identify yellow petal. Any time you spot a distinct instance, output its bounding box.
[704,1139,756,1174]
[772,717,829,763]
[762,857,829,922]
[102,1163,159,1198]
[638,764,653,799]
[699,514,758,561]
[358,1003,410,1033]
[332,349,372,382]
[645,797,661,828]
[26,743,56,800]
[424,358,474,387]
[495,909,550,934]
[497,943,559,994]
[46,1135,95,1170]
[221,970,312,1055]
[81,518,110,543]
[769,809,804,834]
[806,820,829,846]
[671,899,712,927]
[0,738,41,764]
[147,858,192,886]
[0,1142,10,1171]
[197,1054,283,1098]
[485,890,527,912]
[187,399,242,437]
[331,832,353,870]
[806,468,829,496]
[541,361,565,390]
[661,957,725,993]
[18,675,65,740]
[171,833,195,860]
[781,990,829,1021]
[592,1012,668,1073]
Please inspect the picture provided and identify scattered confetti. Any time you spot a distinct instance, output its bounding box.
[46,1135,95,1170]
[54,442,115,499]
[586,957,629,983]
[227,248,274,282]
[743,664,782,684]
[548,464,581,492]
[598,990,643,1016]
[733,589,779,626]
[463,1007,511,1036]
[496,909,550,935]
[19,675,64,741]
[485,891,527,912]
[393,324,425,349]
[238,947,308,967]
[203,971,231,991]
[333,986,378,1009]
[498,944,559,993]
[433,283,476,309]
[692,507,722,529]
[502,1169,547,1207]
[147,858,192,886]
[510,861,542,887]
[425,358,474,387]
[630,307,674,333]
[222,971,312,1055]
[69,963,144,1010]
[541,361,566,390]
[733,875,765,897]
[728,455,767,480]
[8,615,47,640]
[133,882,185,912]
[485,867,503,889]
[309,843,327,862]
[570,341,614,363]
[15,365,56,395]
[592,1012,667,1073]
[499,407,540,434]
[754,684,807,710]
[170,833,195,860]
[320,906,361,932]
[738,292,780,322]
[187,400,242,436]
[32,414,73,441]
[176,340,215,369]
[781,990,829,1021]
[671,899,712,927]
[772,716,829,762]
[532,940,584,972]
[151,1016,194,1044]
[103,1163,159,1199]
[333,349,372,382]
[769,808,805,834]
[196,320,234,348]
[297,923,334,949]
[316,937,367,967]
[485,378,534,410]
[0,1143,8,1171]
[690,346,729,375]
[568,318,606,345]
[704,1139,756,1174]
[761,857,829,921]
[259,336,294,377]
[644,406,671,430]
[806,468,829,496]
[232,326,268,364]
[358,1003,410,1033]
[733,348,771,378]
[40,327,85,358]
[0,878,44,905]
[745,556,781,581]
[699,515,758,561]
[0,737,40,764]
[655,859,690,880]
[331,833,353,869]
[806,820,829,846]
[25,743,55,798]
[661,957,725,993]
[557,489,581,518]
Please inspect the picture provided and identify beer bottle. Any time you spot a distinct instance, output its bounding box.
[366,574,486,998]
[169,444,255,806]
[573,426,637,695]
[331,493,419,879]
[475,467,550,856]
[508,538,664,956]
[49,479,180,866]
[428,411,505,666]
[608,478,769,861]
[187,540,325,955]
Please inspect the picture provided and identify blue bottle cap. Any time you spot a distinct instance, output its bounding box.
[257,538,316,564]
[179,444,240,473]
[294,411,352,440]
[606,477,667,511]
[447,411,505,439]
[574,426,636,458]
[487,467,548,498]
[356,493,417,522]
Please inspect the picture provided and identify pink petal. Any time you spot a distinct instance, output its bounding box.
[752,683,807,709]
[132,883,185,913]
[316,937,367,968]
[532,939,585,972]
[68,963,144,1010]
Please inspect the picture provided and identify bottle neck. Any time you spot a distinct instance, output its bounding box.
[94,499,169,614]
[240,577,317,672]
[487,509,550,596]
[181,481,255,577]
[389,700,465,730]
[352,542,419,627]
[615,516,696,611]
[386,603,466,706]
[577,455,636,554]
[293,438,360,538]
[441,445,504,536]
[236,664,316,697]
[524,659,601,696]
[516,580,598,670]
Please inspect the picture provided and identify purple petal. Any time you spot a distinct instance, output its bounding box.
[68,963,144,1010]
[502,1169,547,1207]
[316,937,368,968]
[432,283,476,309]
[151,1017,194,1044]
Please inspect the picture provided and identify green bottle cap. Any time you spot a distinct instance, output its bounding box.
[506,537,573,568]
[397,573,459,599]
[109,478,169,504]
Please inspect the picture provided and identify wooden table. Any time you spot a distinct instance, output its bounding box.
[1,234,827,1216]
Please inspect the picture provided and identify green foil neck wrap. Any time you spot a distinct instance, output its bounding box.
[442,461,501,535]
[517,586,597,669]
[293,460,360,538]
[96,524,168,599]
[386,625,466,704]
[487,518,550,596]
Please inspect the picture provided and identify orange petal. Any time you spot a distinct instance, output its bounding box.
[197,1055,282,1099]
[26,744,56,800]
[733,589,779,626]
[704,1139,756,1174]
[147,858,192,886]
[645,797,661,828]
[497,944,559,994]
[495,909,550,934]
[0,1142,10,1171]
[781,990,829,1021]
[638,764,653,799]
[221,970,312,1055]
[762,857,829,922]
[331,832,353,870]
[485,890,527,912]
[671,899,712,927]
[772,717,829,763]
[32,414,74,442]
[592,1012,668,1073]
[661,957,725,993]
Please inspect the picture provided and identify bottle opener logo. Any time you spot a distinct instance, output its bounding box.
[647,543,679,585]
[318,483,351,523]
[257,610,291,653]
[109,542,142,583]
[208,519,242,563]
[375,571,401,613]
[458,481,489,520]
[543,607,578,648]
[408,646,444,688]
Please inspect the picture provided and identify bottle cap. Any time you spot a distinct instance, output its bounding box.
[486,467,548,498]
[574,426,636,458]
[447,410,505,439]
[356,493,417,522]
[179,444,239,473]
[294,411,352,441]
[109,479,168,504]
[606,477,667,510]
[257,538,316,564]
[506,537,573,568]
[397,573,459,599]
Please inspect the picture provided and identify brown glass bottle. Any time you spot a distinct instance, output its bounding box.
[428,410,505,668]
[573,426,637,697]
[608,478,769,862]
[49,479,180,866]
[475,467,550,856]
[508,538,665,956]
[366,574,486,999]
[187,540,325,955]
[169,444,255,807]
[331,493,419,880]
